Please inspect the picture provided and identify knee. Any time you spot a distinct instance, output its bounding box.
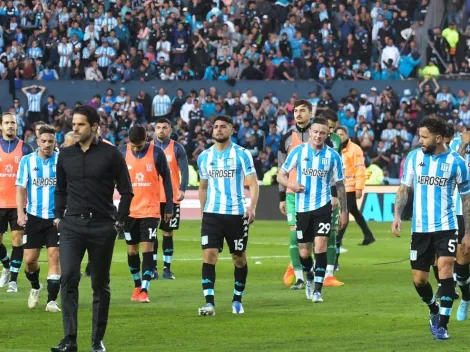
[289,226,296,232]
[299,248,310,259]
[203,250,218,265]
[91,275,110,292]
[163,232,173,237]
[232,254,246,268]
[61,270,80,286]
[127,247,139,256]
[413,271,428,287]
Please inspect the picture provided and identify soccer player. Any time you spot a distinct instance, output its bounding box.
[120,125,173,303]
[392,116,470,340]
[449,127,470,320]
[0,112,34,292]
[321,109,345,287]
[16,125,61,312]
[197,115,259,316]
[153,118,189,280]
[277,117,348,303]
[278,99,312,289]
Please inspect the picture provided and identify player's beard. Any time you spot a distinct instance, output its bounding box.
[422,143,437,154]
[214,136,230,143]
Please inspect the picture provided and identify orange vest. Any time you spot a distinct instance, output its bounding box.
[0,140,23,208]
[126,142,161,218]
[342,140,366,192]
[286,132,302,194]
[159,139,181,204]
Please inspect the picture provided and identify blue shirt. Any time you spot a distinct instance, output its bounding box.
[282,143,343,212]
[197,143,255,215]
[402,148,470,233]
[16,151,58,219]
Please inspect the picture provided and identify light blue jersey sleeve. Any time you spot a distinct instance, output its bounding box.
[197,152,208,180]
[457,157,470,195]
[15,154,30,188]
[331,150,343,183]
[282,145,300,173]
[240,148,256,176]
[401,151,415,187]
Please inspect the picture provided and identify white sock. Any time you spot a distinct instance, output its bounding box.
[294,269,303,281]
[326,265,335,278]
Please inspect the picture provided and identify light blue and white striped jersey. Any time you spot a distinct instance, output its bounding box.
[402,147,470,233]
[449,134,470,216]
[197,143,255,215]
[282,143,343,213]
[15,151,58,219]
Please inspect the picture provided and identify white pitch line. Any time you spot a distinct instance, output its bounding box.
[111,255,290,263]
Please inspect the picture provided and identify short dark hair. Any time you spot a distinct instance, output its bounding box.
[0,112,15,124]
[312,117,328,126]
[419,116,448,138]
[38,125,56,136]
[335,126,348,136]
[156,118,171,125]
[36,120,46,127]
[129,124,147,144]
[445,122,455,139]
[293,99,312,112]
[73,105,100,127]
[319,109,338,122]
[214,115,234,126]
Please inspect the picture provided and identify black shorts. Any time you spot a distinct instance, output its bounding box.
[295,203,332,243]
[201,213,249,254]
[410,230,458,272]
[124,217,160,245]
[458,215,465,244]
[159,203,180,232]
[23,214,59,249]
[0,208,23,233]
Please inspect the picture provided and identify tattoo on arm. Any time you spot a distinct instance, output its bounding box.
[336,181,347,213]
[394,185,410,219]
[462,193,470,233]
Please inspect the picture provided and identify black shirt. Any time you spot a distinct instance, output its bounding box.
[55,138,133,222]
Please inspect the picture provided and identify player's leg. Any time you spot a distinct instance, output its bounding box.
[8,210,25,291]
[336,192,355,268]
[199,213,223,316]
[348,192,375,245]
[24,247,42,308]
[162,204,179,280]
[325,206,344,287]
[137,218,159,303]
[229,215,249,314]
[124,218,143,301]
[0,213,12,287]
[455,216,470,321]
[296,211,315,300]
[410,233,440,336]
[45,222,61,312]
[433,231,458,340]
[285,193,303,288]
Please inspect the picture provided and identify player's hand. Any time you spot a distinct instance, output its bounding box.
[462,131,470,144]
[114,221,125,233]
[338,211,348,230]
[17,213,27,227]
[245,207,256,224]
[392,218,402,237]
[462,233,470,256]
[164,212,173,223]
[356,190,363,200]
[176,190,185,201]
[279,201,287,215]
[331,197,338,211]
[289,183,305,193]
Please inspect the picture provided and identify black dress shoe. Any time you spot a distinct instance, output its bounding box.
[92,341,106,352]
[358,237,376,246]
[51,339,78,352]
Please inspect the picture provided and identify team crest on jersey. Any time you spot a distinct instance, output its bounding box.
[321,158,330,166]
[441,163,449,172]
[15,156,20,163]
[225,158,234,167]
[146,164,153,172]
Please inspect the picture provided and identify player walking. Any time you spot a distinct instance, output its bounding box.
[393,117,470,340]
[277,117,348,303]
[0,113,34,291]
[278,100,312,289]
[197,115,259,316]
[154,118,189,280]
[120,125,173,303]
[16,125,61,312]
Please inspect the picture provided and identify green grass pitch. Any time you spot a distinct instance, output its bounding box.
[0,221,469,352]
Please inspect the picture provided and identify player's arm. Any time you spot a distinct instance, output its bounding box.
[155,146,173,222]
[277,133,289,214]
[176,142,189,201]
[277,147,304,193]
[112,147,134,223]
[354,146,366,199]
[456,158,470,254]
[197,154,208,217]
[458,132,470,157]
[54,153,67,226]
[242,150,259,224]
[15,156,29,226]
[332,152,347,229]
[392,152,414,237]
